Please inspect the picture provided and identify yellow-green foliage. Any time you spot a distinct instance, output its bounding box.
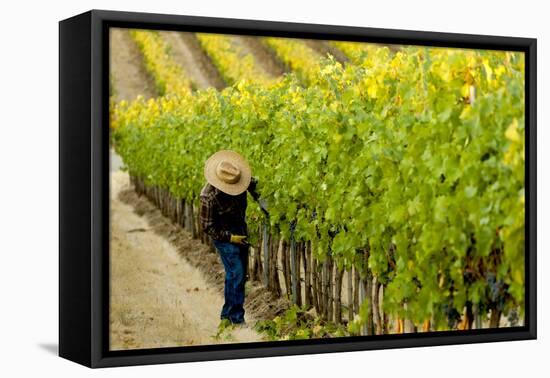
[197,33,275,86]
[263,37,322,84]
[331,41,381,63]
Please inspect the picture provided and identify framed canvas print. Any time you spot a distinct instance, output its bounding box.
[59,9,537,368]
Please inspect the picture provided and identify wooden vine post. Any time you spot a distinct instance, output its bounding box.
[270,238,282,296]
[311,256,319,313]
[303,241,312,308]
[290,222,298,305]
[282,239,291,299]
[295,242,302,307]
[334,264,344,324]
[262,221,269,287]
[364,247,374,335]
[347,268,353,321]
[359,277,366,335]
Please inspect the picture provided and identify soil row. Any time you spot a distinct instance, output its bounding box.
[109,28,157,101]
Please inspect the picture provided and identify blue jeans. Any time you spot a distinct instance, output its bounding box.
[213,240,249,324]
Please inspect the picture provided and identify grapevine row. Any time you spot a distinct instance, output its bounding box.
[129,30,192,96]
[196,33,275,86]
[330,41,378,64]
[262,37,324,84]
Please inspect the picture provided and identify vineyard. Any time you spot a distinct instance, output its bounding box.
[110,28,525,340]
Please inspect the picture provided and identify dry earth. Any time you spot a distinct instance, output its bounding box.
[109,28,157,101]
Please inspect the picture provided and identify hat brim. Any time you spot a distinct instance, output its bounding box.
[204,150,251,196]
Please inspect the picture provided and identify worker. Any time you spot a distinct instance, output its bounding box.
[199,150,263,326]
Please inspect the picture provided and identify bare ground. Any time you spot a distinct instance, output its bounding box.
[159,31,226,90]
[110,171,269,350]
[109,28,157,101]
[231,36,288,79]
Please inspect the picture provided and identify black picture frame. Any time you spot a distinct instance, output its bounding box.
[59,9,537,368]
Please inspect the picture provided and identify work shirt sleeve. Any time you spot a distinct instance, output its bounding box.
[247,176,260,201]
[199,192,231,242]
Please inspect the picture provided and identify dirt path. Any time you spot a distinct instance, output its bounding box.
[109,171,262,350]
[159,31,225,90]
[109,28,157,101]
[231,36,287,79]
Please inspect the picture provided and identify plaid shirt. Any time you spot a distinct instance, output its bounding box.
[199,177,259,242]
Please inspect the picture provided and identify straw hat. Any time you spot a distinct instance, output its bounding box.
[204,150,252,196]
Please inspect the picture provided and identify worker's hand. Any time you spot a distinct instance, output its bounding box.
[230,234,248,245]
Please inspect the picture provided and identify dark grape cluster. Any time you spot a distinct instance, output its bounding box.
[463,268,475,284]
[289,220,297,234]
[412,276,422,289]
[442,303,461,329]
[487,272,507,312]
[507,308,519,326]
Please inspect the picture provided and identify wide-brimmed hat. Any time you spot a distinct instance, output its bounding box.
[204,150,252,196]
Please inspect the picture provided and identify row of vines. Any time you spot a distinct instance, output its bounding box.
[195,33,276,86]
[129,30,192,95]
[112,32,525,336]
[129,29,351,88]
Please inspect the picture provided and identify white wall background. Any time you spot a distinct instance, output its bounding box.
[0,0,546,376]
